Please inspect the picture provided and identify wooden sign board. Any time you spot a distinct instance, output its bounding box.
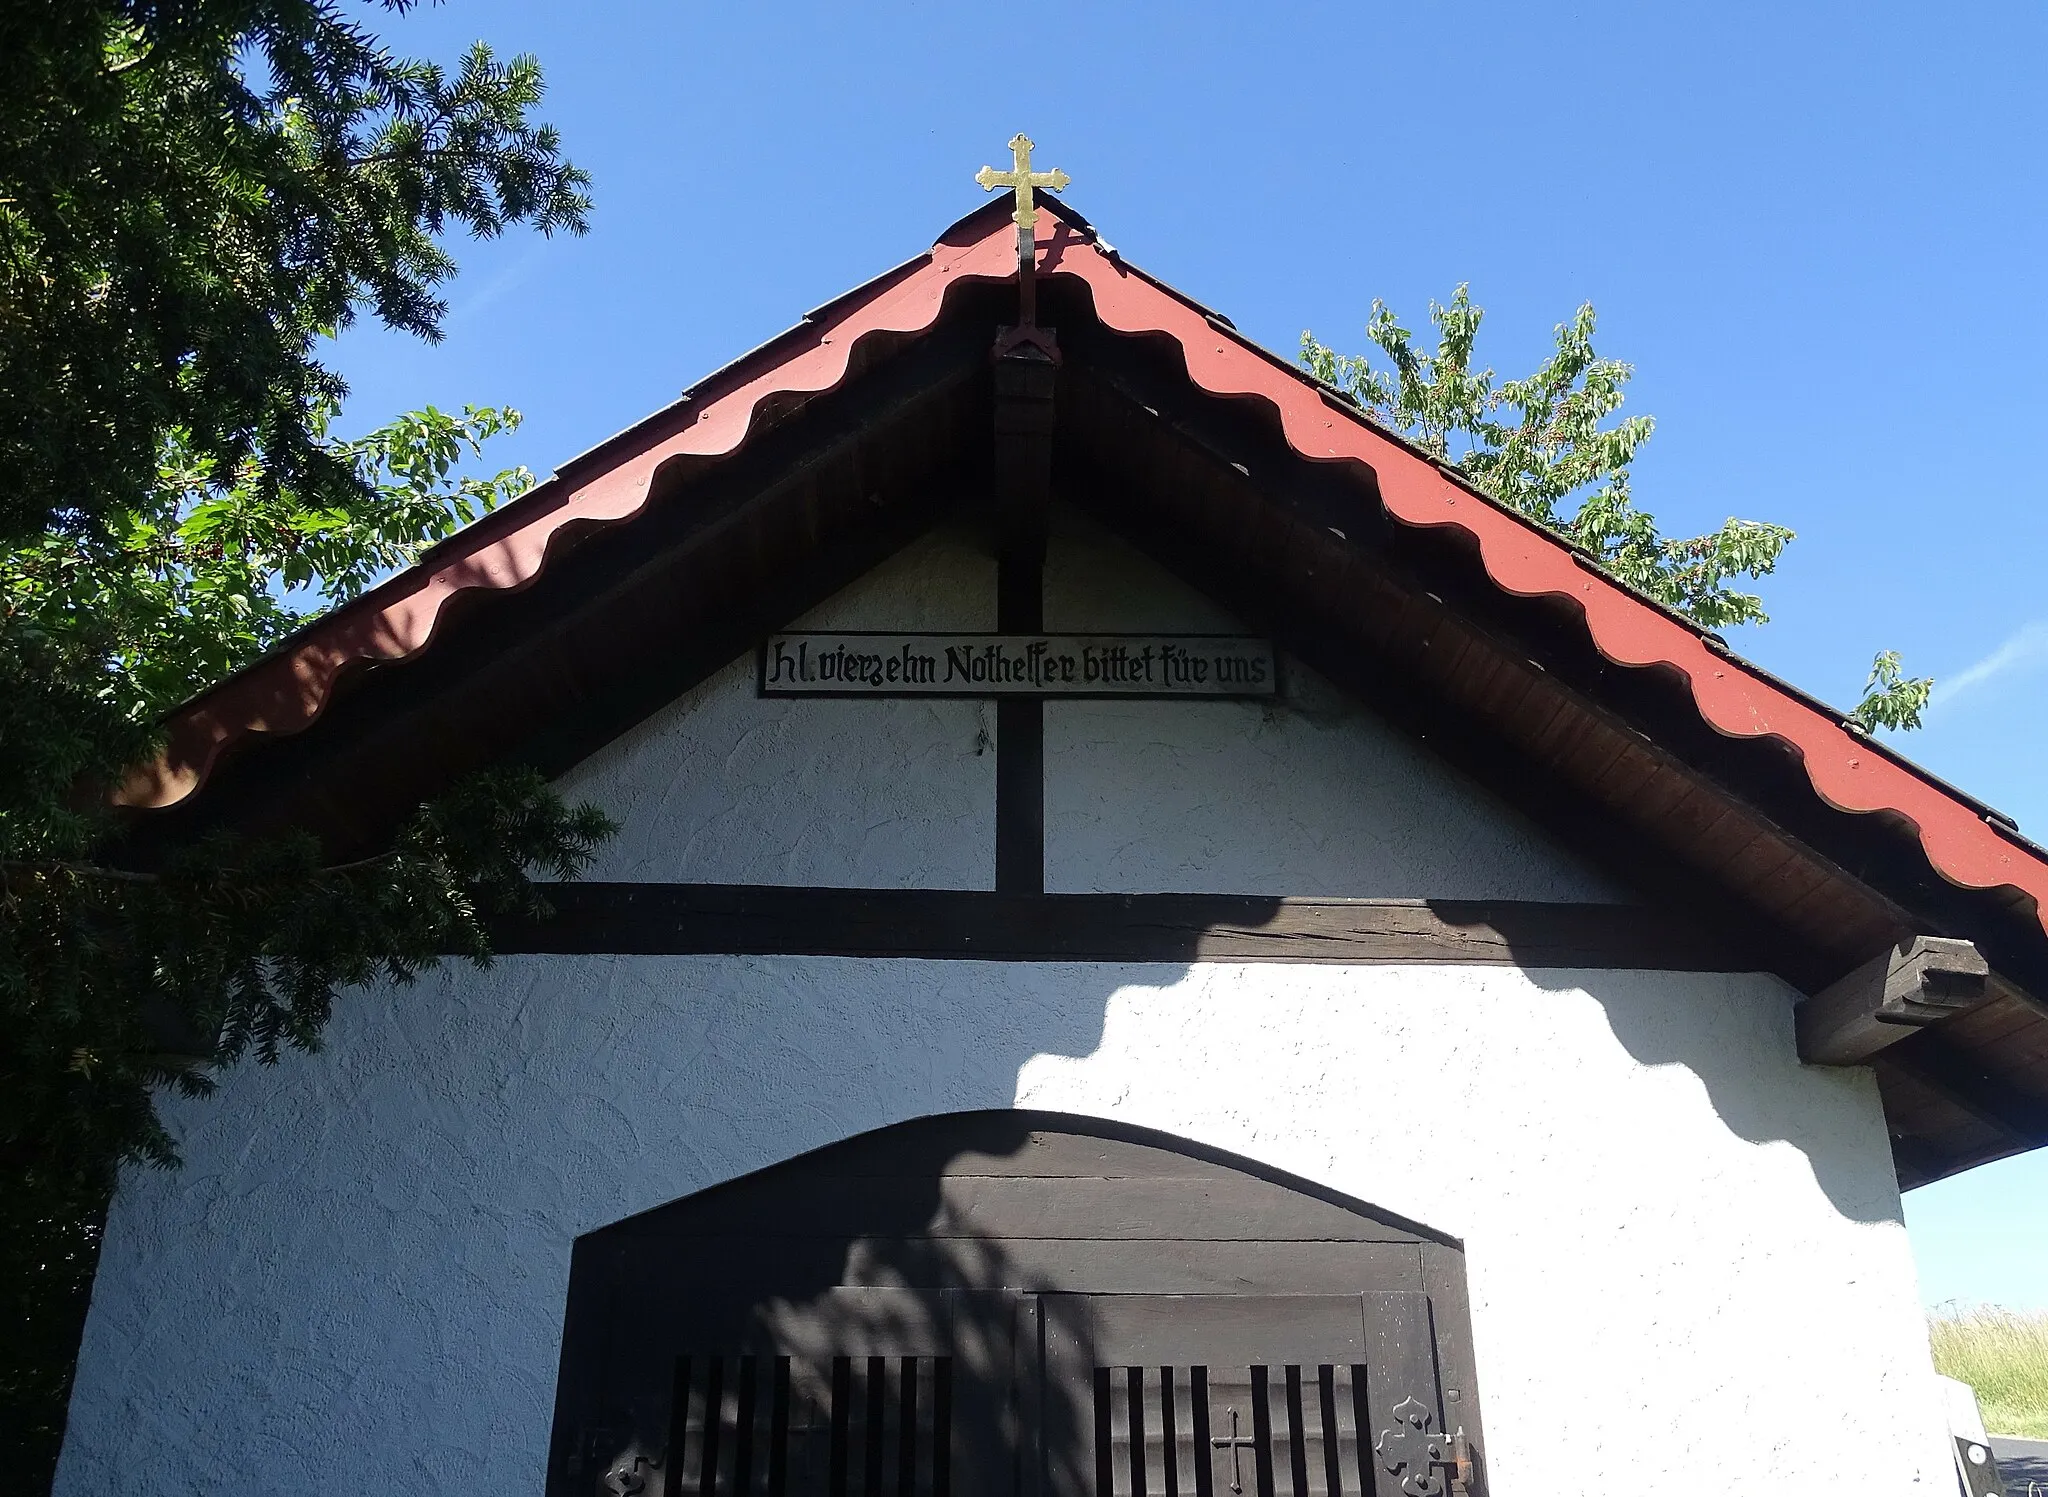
[759,633,1278,699]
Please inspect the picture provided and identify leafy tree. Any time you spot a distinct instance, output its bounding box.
[1301,288,1932,732]
[7,402,533,713]
[0,2,613,1484]
[1,0,592,546]
[3,403,615,1174]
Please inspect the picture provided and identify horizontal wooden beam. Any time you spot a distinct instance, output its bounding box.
[487,884,1758,967]
[1796,936,1991,1066]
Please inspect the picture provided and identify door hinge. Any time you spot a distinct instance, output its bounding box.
[1439,1426,1476,1496]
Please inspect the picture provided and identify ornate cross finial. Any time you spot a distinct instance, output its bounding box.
[975,133,1069,230]
[975,133,1068,350]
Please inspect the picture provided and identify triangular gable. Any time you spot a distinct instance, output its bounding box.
[113,195,2048,1185]
[116,199,2048,929]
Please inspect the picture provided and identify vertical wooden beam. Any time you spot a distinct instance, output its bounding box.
[993,700,1044,892]
[992,347,1055,894]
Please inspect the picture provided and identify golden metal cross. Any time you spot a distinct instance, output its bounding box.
[975,133,1070,229]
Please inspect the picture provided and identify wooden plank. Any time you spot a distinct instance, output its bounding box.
[1586,738,1663,806]
[848,1238,1425,1297]
[1557,723,1636,799]
[493,884,1758,969]
[783,1128,1230,1182]
[603,1115,1450,1250]
[1384,591,1449,676]
[1478,652,1545,722]
[607,1174,1425,1243]
[1521,695,1601,764]
[1611,760,1691,828]
[1987,1027,2048,1078]
[1692,824,1779,886]
[1939,994,2043,1049]
[1358,1292,1448,1497]
[1884,1035,2048,1147]
[1753,860,1851,929]
[696,1118,1442,1245]
[1416,612,1480,690]
[1888,1132,1953,1191]
[1417,1242,1485,1465]
[1048,1293,1370,1368]
[1873,1062,1992,1150]
[1796,936,1992,1065]
[1453,649,1523,724]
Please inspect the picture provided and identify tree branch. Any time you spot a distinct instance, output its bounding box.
[3,860,159,884]
[1,850,398,885]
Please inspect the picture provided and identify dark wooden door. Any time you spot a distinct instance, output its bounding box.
[1042,1295,1463,1497]
[548,1115,1482,1497]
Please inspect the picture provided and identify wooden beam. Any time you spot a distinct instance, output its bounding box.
[1796,936,1990,1066]
[992,346,1054,895]
[1884,1036,2048,1149]
[1885,1131,1951,1191]
[489,884,1756,968]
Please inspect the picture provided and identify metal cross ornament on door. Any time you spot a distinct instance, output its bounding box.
[1375,1396,1459,1497]
[1210,1406,1257,1495]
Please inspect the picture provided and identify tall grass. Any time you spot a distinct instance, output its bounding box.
[1931,1306,2048,1439]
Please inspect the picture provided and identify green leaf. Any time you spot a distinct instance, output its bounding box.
[1850,650,1936,734]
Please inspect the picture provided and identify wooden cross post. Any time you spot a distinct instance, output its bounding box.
[975,133,1069,328]
[975,133,1064,889]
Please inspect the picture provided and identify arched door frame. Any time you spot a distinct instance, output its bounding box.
[547,1111,1484,1497]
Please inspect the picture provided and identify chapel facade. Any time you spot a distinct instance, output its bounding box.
[55,192,2048,1497]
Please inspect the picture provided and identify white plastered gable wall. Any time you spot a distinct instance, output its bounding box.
[57,512,1956,1497]
[566,506,1626,901]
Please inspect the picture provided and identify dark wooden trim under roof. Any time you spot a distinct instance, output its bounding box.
[115,196,2048,1189]
[490,885,1751,969]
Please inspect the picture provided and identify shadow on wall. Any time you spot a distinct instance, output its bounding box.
[1515,963,1904,1227]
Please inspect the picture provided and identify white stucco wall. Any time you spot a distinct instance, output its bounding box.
[59,957,1952,1496]
[560,509,1618,900]
[558,526,998,887]
[1041,506,1618,899]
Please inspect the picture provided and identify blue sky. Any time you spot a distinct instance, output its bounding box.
[331,0,2048,1307]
